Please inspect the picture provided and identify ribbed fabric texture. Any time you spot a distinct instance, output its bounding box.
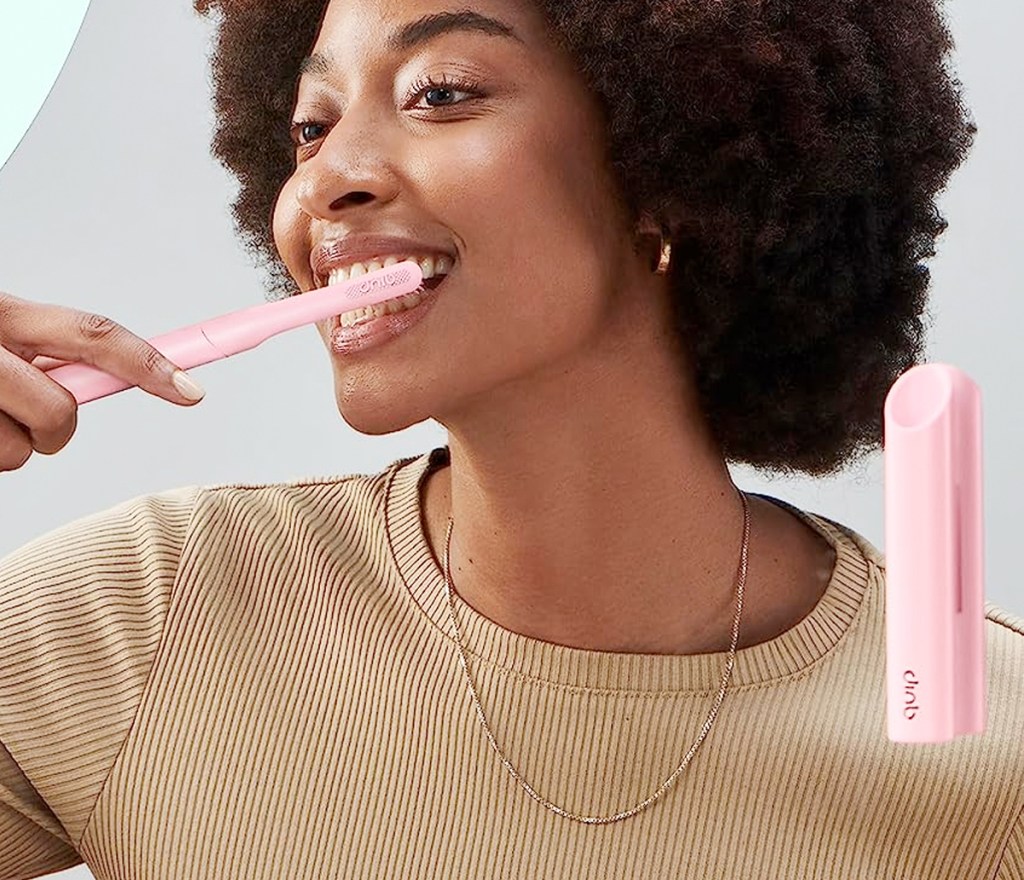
[1,444,1022,880]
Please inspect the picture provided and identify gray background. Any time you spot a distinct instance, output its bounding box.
[0,2,1019,877]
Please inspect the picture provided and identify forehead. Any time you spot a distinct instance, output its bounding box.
[309,0,543,61]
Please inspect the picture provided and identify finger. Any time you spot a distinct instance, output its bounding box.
[31,355,74,370]
[0,410,35,472]
[0,295,203,405]
[0,344,77,454]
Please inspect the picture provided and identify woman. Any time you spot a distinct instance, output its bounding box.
[1,0,1021,878]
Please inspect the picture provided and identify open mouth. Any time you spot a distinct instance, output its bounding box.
[329,262,452,333]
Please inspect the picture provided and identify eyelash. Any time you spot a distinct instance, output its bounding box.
[289,73,485,148]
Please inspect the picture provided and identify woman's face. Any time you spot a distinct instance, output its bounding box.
[272,0,659,435]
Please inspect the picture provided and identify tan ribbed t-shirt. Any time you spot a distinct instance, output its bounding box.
[1,445,1022,880]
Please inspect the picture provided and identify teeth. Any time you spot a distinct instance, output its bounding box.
[327,253,453,329]
[337,289,428,327]
[326,253,451,288]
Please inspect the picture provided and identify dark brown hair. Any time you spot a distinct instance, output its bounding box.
[192,0,976,478]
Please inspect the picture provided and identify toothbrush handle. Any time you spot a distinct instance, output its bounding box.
[43,325,231,405]
[41,262,426,405]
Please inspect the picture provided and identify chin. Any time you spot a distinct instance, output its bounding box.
[333,385,435,437]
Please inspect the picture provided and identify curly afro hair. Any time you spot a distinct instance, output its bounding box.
[192,0,976,479]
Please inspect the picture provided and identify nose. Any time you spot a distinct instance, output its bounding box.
[293,108,400,219]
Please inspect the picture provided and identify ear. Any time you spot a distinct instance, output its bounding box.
[631,211,666,271]
[633,211,663,240]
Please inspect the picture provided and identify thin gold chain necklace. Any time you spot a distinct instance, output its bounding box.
[441,487,750,825]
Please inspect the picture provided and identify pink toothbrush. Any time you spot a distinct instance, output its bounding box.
[42,260,424,404]
[883,362,986,742]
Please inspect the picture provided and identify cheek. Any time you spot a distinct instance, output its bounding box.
[272,177,335,337]
[458,122,609,303]
[429,124,598,287]
[271,176,307,280]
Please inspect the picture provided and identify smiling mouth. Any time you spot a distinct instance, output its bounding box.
[326,265,452,333]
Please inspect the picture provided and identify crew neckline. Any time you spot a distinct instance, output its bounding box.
[384,445,877,693]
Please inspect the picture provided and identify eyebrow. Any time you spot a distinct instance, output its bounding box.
[298,10,524,81]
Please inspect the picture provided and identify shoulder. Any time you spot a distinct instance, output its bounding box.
[981,600,1024,737]
[983,603,1024,879]
[0,483,207,623]
[986,601,1024,640]
[805,506,1024,643]
[0,484,206,848]
[189,460,396,544]
[824,515,1024,876]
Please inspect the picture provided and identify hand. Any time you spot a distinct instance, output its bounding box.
[0,291,205,473]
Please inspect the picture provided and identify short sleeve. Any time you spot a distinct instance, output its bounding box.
[0,485,204,878]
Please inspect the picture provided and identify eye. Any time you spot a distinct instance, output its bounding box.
[406,72,484,111]
[290,119,328,147]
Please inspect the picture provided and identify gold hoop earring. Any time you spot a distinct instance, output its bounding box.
[655,233,672,274]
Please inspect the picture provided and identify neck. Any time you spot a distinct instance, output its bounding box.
[420,434,834,657]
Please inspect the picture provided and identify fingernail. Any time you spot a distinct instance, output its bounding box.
[172,369,206,401]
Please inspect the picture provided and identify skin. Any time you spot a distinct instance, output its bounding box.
[272,0,838,655]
